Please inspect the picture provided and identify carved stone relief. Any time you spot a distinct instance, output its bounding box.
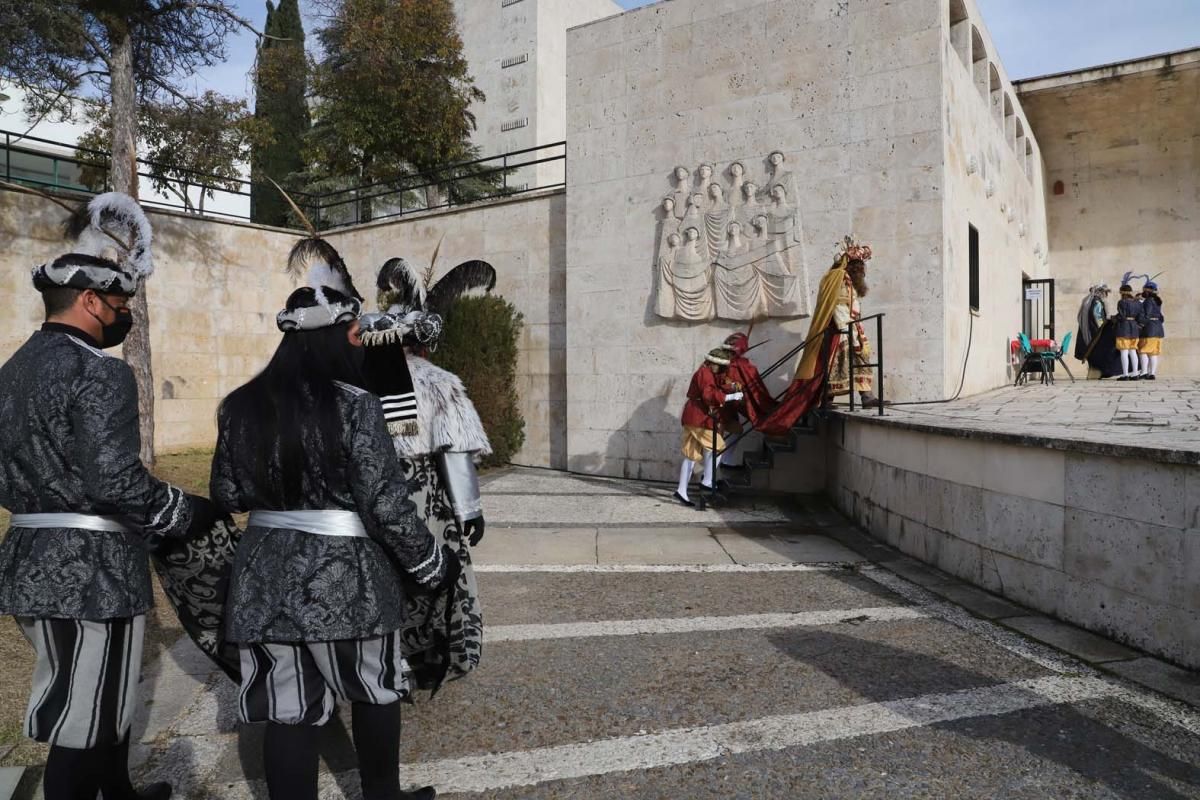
[654,153,809,321]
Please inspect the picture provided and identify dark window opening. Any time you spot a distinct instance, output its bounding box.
[969,224,980,312]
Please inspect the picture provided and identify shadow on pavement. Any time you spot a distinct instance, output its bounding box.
[769,629,1200,799]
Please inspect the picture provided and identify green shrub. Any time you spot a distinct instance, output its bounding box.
[432,294,525,467]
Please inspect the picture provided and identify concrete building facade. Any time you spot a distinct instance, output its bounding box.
[452,0,621,188]
[563,0,1050,480]
[1019,49,1200,377]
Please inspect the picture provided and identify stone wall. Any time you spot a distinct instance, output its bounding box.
[563,0,962,481]
[941,0,1049,395]
[828,415,1200,667]
[0,187,298,453]
[1020,50,1200,376]
[0,187,567,467]
[326,190,568,469]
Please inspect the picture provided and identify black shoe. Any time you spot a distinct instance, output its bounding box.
[1145,374,1156,380]
[400,788,436,800]
[1117,375,1129,381]
[673,491,694,507]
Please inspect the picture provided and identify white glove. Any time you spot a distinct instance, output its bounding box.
[725,392,744,403]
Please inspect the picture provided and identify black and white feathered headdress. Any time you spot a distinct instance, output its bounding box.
[276,237,363,331]
[31,192,154,296]
[272,180,364,331]
[362,251,495,348]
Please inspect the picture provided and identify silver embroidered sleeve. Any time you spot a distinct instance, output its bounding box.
[436,451,483,523]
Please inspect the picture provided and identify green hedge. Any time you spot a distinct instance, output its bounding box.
[432,294,525,467]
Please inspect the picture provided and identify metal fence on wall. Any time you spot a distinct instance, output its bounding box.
[1,129,566,230]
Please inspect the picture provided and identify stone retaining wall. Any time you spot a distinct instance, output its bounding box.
[827,414,1200,667]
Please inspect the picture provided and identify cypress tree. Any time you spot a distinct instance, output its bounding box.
[250,0,310,226]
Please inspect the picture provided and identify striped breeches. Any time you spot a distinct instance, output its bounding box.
[237,630,410,726]
[16,615,145,749]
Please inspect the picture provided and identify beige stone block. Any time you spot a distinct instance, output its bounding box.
[1064,452,1189,529]
[923,434,984,487]
[981,442,1066,505]
[1064,508,1186,609]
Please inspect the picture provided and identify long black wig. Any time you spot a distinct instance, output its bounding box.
[218,288,366,509]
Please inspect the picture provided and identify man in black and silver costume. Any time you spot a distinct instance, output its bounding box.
[0,193,217,800]
[360,256,495,687]
[211,236,448,800]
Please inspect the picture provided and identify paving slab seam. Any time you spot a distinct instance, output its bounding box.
[859,567,1200,735]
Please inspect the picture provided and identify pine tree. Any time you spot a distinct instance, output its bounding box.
[305,0,485,221]
[251,0,311,227]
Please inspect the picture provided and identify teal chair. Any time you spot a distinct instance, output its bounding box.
[1039,331,1075,383]
[1014,332,1046,386]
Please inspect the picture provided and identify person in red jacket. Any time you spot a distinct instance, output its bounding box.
[676,348,743,506]
[718,332,778,469]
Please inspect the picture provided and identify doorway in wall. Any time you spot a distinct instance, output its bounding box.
[1022,276,1056,371]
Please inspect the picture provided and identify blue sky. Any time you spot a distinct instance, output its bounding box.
[189,0,1198,97]
[13,0,1200,111]
[614,0,1199,79]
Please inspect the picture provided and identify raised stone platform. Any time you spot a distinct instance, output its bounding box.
[859,378,1200,465]
[826,379,1200,668]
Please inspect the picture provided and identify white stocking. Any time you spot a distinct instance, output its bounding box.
[701,451,715,488]
[1122,350,1137,375]
[1139,353,1149,375]
[1150,355,1159,376]
[677,459,695,500]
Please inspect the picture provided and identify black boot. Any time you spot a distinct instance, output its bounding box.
[352,702,436,800]
[100,736,171,800]
[44,744,105,800]
[264,722,320,800]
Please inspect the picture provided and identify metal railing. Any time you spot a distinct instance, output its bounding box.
[0,129,566,229]
[695,312,887,509]
[311,141,565,228]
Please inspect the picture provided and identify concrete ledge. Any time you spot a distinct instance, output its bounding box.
[828,414,1200,668]
[831,409,1200,466]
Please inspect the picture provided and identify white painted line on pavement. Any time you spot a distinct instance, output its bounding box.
[486,606,927,643]
[475,563,853,573]
[398,675,1119,794]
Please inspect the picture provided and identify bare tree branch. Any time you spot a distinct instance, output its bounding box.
[143,74,202,109]
[149,1,288,40]
[12,73,109,141]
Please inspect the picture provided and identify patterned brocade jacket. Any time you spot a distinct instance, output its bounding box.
[211,382,446,644]
[0,325,195,620]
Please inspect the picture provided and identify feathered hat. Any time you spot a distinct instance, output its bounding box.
[1120,270,1163,294]
[31,192,154,296]
[272,180,363,332]
[834,235,872,269]
[361,239,496,350]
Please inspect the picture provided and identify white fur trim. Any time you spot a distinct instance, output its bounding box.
[392,357,492,459]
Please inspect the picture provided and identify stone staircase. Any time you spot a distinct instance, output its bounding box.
[721,414,823,495]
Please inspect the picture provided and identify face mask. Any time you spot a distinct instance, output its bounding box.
[90,295,134,348]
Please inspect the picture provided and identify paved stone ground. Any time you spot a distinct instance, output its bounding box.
[13,469,1200,798]
[865,378,1200,461]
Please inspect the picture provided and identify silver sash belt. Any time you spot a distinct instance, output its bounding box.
[10,513,132,533]
[247,510,368,538]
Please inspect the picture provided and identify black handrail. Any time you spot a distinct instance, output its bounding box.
[697,311,887,508]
